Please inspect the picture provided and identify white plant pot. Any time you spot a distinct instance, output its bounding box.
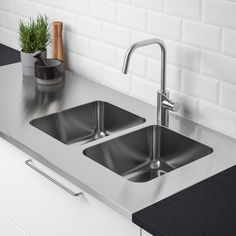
[20,50,47,76]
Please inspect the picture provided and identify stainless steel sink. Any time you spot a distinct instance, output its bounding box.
[30,101,145,145]
[84,125,213,182]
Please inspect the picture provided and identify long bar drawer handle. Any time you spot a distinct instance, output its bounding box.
[25,159,82,197]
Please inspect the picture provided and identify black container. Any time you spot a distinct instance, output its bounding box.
[35,59,63,85]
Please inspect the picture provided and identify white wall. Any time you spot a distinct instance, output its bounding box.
[1,0,236,138]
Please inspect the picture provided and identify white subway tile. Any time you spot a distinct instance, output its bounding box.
[148,12,181,41]
[117,4,147,31]
[131,75,159,105]
[222,29,236,58]
[0,12,6,26]
[103,65,130,94]
[103,23,130,48]
[117,49,147,77]
[89,40,116,66]
[14,0,33,18]
[183,20,220,51]
[65,0,89,14]
[90,0,116,22]
[77,56,103,81]
[65,51,79,74]
[203,0,236,30]
[166,0,201,20]
[66,52,103,81]
[0,27,16,48]
[220,82,236,112]
[181,70,219,104]
[35,0,64,8]
[76,16,102,39]
[201,50,236,85]
[110,0,131,3]
[5,13,23,31]
[132,0,164,12]
[32,3,53,22]
[0,0,14,12]
[64,31,89,56]
[166,41,200,72]
[199,101,236,138]
[171,90,199,122]
[147,58,181,90]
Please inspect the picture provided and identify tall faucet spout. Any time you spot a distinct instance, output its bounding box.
[122,38,179,127]
[122,38,167,94]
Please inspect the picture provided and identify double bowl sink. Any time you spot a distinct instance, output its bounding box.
[31,101,213,183]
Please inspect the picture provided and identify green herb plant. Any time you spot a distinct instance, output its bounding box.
[19,15,50,53]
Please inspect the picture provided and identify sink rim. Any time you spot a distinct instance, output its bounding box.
[83,124,214,183]
[29,100,146,145]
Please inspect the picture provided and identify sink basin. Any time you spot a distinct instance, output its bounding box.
[30,101,145,145]
[84,125,213,182]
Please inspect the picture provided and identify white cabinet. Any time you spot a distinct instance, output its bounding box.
[0,212,28,236]
[0,138,140,236]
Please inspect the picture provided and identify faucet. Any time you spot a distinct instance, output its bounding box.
[122,38,180,127]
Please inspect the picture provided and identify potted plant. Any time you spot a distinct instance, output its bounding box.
[19,15,50,76]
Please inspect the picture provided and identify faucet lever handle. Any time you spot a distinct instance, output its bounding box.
[162,94,180,112]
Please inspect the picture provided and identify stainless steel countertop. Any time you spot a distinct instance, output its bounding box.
[1,63,236,220]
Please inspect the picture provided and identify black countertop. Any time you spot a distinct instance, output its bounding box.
[133,165,236,236]
[0,44,20,66]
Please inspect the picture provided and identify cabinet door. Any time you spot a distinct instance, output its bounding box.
[0,138,140,236]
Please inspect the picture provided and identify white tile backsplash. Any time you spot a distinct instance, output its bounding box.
[147,12,181,41]
[65,0,89,14]
[76,15,102,39]
[181,70,219,104]
[166,0,201,20]
[103,23,130,48]
[4,13,22,31]
[64,31,89,56]
[201,50,236,85]
[0,11,6,26]
[117,4,147,31]
[131,75,159,105]
[0,0,14,12]
[132,0,164,11]
[203,0,236,30]
[103,65,130,94]
[90,0,116,22]
[89,40,116,66]
[199,101,236,138]
[147,58,181,90]
[1,0,236,138]
[182,20,221,51]
[220,82,236,112]
[14,0,33,18]
[222,29,236,58]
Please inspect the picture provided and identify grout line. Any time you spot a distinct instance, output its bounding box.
[219,28,223,54]
[200,0,203,22]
